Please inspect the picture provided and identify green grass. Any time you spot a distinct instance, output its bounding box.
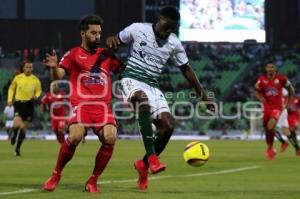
[0,140,300,199]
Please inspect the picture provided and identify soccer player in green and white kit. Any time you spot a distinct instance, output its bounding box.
[107,6,214,190]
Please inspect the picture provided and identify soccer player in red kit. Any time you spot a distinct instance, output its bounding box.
[40,83,68,144]
[288,96,300,143]
[273,89,300,155]
[43,15,122,193]
[255,62,295,160]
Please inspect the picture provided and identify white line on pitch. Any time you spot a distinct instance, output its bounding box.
[0,189,37,196]
[0,165,260,196]
[99,165,261,184]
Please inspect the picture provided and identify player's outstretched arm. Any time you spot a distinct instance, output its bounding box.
[43,50,65,80]
[180,64,215,111]
[106,36,121,49]
[7,77,17,106]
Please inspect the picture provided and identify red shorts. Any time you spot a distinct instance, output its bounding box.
[263,108,282,126]
[51,118,66,132]
[288,115,299,129]
[68,105,117,133]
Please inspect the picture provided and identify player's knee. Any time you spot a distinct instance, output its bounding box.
[161,122,174,135]
[103,134,117,145]
[68,134,83,145]
[102,125,117,145]
[130,91,149,111]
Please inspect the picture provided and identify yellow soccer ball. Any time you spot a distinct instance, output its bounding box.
[183,141,210,167]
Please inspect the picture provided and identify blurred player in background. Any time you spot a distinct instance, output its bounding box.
[275,90,300,155]
[43,15,123,193]
[7,61,42,156]
[106,6,214,190]
[255,62,295,160]
[40,82,68,144]
[3,104,14,139]
[287,95,300,135]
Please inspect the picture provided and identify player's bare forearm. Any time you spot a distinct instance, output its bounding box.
[50,67,65,80]
[254,90,266,103]
[44,49,65,79]
[286,84,295,104]
[180,64,209,101]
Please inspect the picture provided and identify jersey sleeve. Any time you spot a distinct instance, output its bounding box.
[102,49,123,73]
[109,53,123,73]
[118,23,138,44]
[40,94,48,105]
[59,51,73,72]
[170,40,189,67]
[280,75,290,87]
[110,58,123,73]
[7,76,17,103]
[34,78,42,99]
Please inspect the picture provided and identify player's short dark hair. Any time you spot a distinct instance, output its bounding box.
[79,15,103,31]
[160,6,180,22]
[264,58,276,67]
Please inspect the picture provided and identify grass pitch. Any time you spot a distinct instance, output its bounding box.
[0,139,300,199]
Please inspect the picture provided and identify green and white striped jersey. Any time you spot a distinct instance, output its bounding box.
[118,23,189,87]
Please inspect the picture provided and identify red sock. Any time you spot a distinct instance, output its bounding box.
[56,132,65,144]
[54,138,77,174]
[266,131,275,149]
[92,144,114,179]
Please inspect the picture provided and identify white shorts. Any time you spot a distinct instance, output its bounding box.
[5,120,13,128]
[120,78,170,119]
[276,109,289,128]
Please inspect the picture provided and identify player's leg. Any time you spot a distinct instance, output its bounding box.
[11,116,22,146]
[85,124,117,193]
[14,100,35,156]
[11,101,22,145]
[54,120,66,144]
[274,127,289,152]
[43,123,85,191]
[288,117,300,155]
[131,90,166,174]
[265,118,277,159]
[131,91,156,158]
[135,112,174,190]
[142,112,174,165]
[121,78,159,167]
[14,119,27,156]
[275,110,289,152]
[284,126,300,155]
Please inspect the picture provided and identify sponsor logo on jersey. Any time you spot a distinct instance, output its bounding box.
[82,65,106,86]
[266,87,278,96]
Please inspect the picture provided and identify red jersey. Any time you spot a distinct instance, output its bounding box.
[40,91,67,117]
[59,47,122,112]
[288,96,300,118]
[255,74,289,110]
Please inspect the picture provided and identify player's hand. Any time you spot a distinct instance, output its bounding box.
[43,49,58,68]
[7,102,12,107]
[106,36,120,49]
[201,94,216,113]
